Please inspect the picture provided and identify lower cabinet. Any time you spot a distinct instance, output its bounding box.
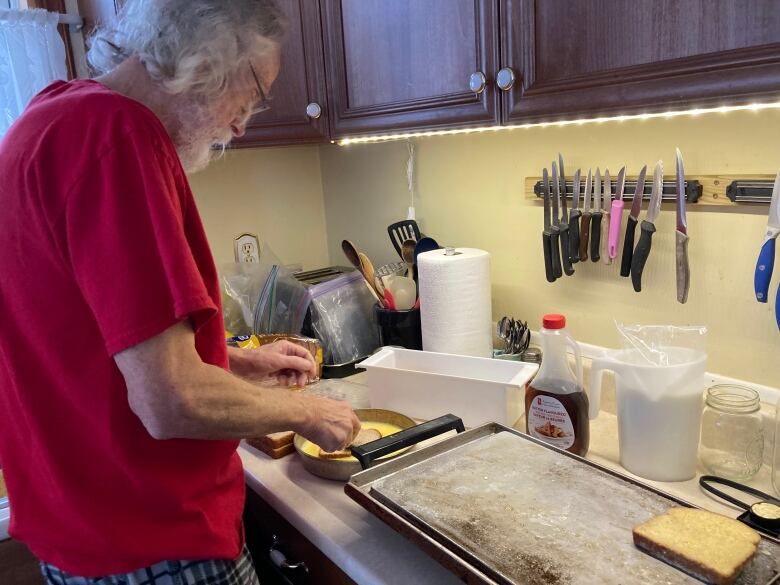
[243,488,356,585]
[0,538,44,585]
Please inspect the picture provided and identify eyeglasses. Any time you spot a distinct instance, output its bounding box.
[249,64,271,115]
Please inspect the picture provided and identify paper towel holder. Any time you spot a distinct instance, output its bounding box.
[444,246,461,257]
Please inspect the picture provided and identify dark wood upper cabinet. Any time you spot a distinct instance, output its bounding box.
[321,0,500,137]
[78,0,780,145]
[232,0,330,147]
[500,0,780,123]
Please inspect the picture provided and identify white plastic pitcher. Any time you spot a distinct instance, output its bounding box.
[589,347,706,482]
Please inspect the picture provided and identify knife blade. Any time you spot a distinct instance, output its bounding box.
[553,161,574,276]
[546,167,563,279]
[608,166,626,260]
[675,148,690,304]
[620,165,647,277]
[591,168,602,262]
[579,169,593,262]
[754,170,780,306]
[601,169,612,265]
[631,161,664,292]
[542,168,556,283]
[569,168,582,264]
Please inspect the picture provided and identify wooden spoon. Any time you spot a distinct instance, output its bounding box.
[341,239,361,270]
[358,252,381,298]
[342,239,382,305]
[401,238,416,279]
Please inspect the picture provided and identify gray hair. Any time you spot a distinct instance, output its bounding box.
[87,0,286,99]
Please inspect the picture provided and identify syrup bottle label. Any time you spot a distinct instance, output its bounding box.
[528,395,575,450]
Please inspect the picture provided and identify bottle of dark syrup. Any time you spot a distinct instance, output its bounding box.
[525,314,589,456]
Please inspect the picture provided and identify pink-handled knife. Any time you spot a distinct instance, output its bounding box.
[608,167,626,259]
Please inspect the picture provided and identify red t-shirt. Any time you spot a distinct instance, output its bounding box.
[0,80,244,576]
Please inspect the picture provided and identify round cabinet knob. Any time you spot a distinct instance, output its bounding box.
[306,102,322,119]
[496,67,516,91]
[468,71,487,94]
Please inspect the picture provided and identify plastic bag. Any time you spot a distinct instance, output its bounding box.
[615,321,707,366]
[220,245,310,336]
[308,271,380,365]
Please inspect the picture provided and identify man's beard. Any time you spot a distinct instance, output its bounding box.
[169,100,235,174]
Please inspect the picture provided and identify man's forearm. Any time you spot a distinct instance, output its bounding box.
[151,361,309,440]
[226,346,256,379]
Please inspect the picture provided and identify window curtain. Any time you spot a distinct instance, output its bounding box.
[0,8,67,138]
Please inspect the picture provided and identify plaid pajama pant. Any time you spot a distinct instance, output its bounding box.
[40,545,260,585]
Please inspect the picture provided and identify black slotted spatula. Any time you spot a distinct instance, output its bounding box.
[388,220,421,259]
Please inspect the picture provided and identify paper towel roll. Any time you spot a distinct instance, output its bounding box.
[418,247,492,357]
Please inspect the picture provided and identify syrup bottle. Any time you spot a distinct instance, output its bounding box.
[525,314,589,456]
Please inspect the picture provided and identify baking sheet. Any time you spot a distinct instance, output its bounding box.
[351,428,779,585]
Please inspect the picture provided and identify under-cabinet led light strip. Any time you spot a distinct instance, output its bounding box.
[335,101,780,146]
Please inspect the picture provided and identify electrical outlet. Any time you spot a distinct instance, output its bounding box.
[234,233,260,263]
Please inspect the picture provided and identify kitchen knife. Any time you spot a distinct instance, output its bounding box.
[675,148,690,304]
[547,168,563,279]
[579,169,592,262]
[553,161,575,276]
[608,166,626,259]
[631,161,664,292]
[754,170,780,310]
[542,168,556,283]
[601,169,612,265]
[620,165,647,278]
[559,153,579,265]
[569,168,582,264]
[590,168,602,262]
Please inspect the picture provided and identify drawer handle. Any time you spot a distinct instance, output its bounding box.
[468,71,487,94]
[269,535,309,575]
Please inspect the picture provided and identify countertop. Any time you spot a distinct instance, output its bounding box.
[240,374,778,585]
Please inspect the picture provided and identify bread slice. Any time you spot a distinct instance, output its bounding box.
[245,434,296,459]
[257,431,295,449]
[318,428,382,459]
[633,507,760,584]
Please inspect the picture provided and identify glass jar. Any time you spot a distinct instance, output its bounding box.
[699,384,764,480]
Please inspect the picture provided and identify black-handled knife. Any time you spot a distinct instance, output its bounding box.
[590,213,602,262]
[550,228,563,279]
[569,168,582,264]
[542,168,556,283]
[620,165,647,277]
[543,232,554,283]
[630,220,656,292]
[553,161,574,276]
[590,168,602,262]
[630,161,664,292]
[620,216,639,277]
[560,227,574,276]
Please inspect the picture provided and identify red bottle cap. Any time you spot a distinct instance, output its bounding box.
[543,314,566,329]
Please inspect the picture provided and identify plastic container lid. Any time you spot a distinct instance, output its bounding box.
[542,314,566,330]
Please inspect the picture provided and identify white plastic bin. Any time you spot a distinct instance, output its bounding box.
[358,347,539,427]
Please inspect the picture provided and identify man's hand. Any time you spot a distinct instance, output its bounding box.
[229,340,317,387]
[297,395,362,452]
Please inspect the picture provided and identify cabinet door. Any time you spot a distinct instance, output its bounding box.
[232,0,329,147]
[244,488,356,585]
[500,0,780,123]
[322,0,500,137]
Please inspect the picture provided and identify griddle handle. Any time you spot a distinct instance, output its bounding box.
[351,414,465,470]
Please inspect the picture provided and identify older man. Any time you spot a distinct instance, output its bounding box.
[0,1,361,583]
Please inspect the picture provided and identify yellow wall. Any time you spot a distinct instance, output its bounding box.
[319,110,780,387]
[188,146,329,270]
